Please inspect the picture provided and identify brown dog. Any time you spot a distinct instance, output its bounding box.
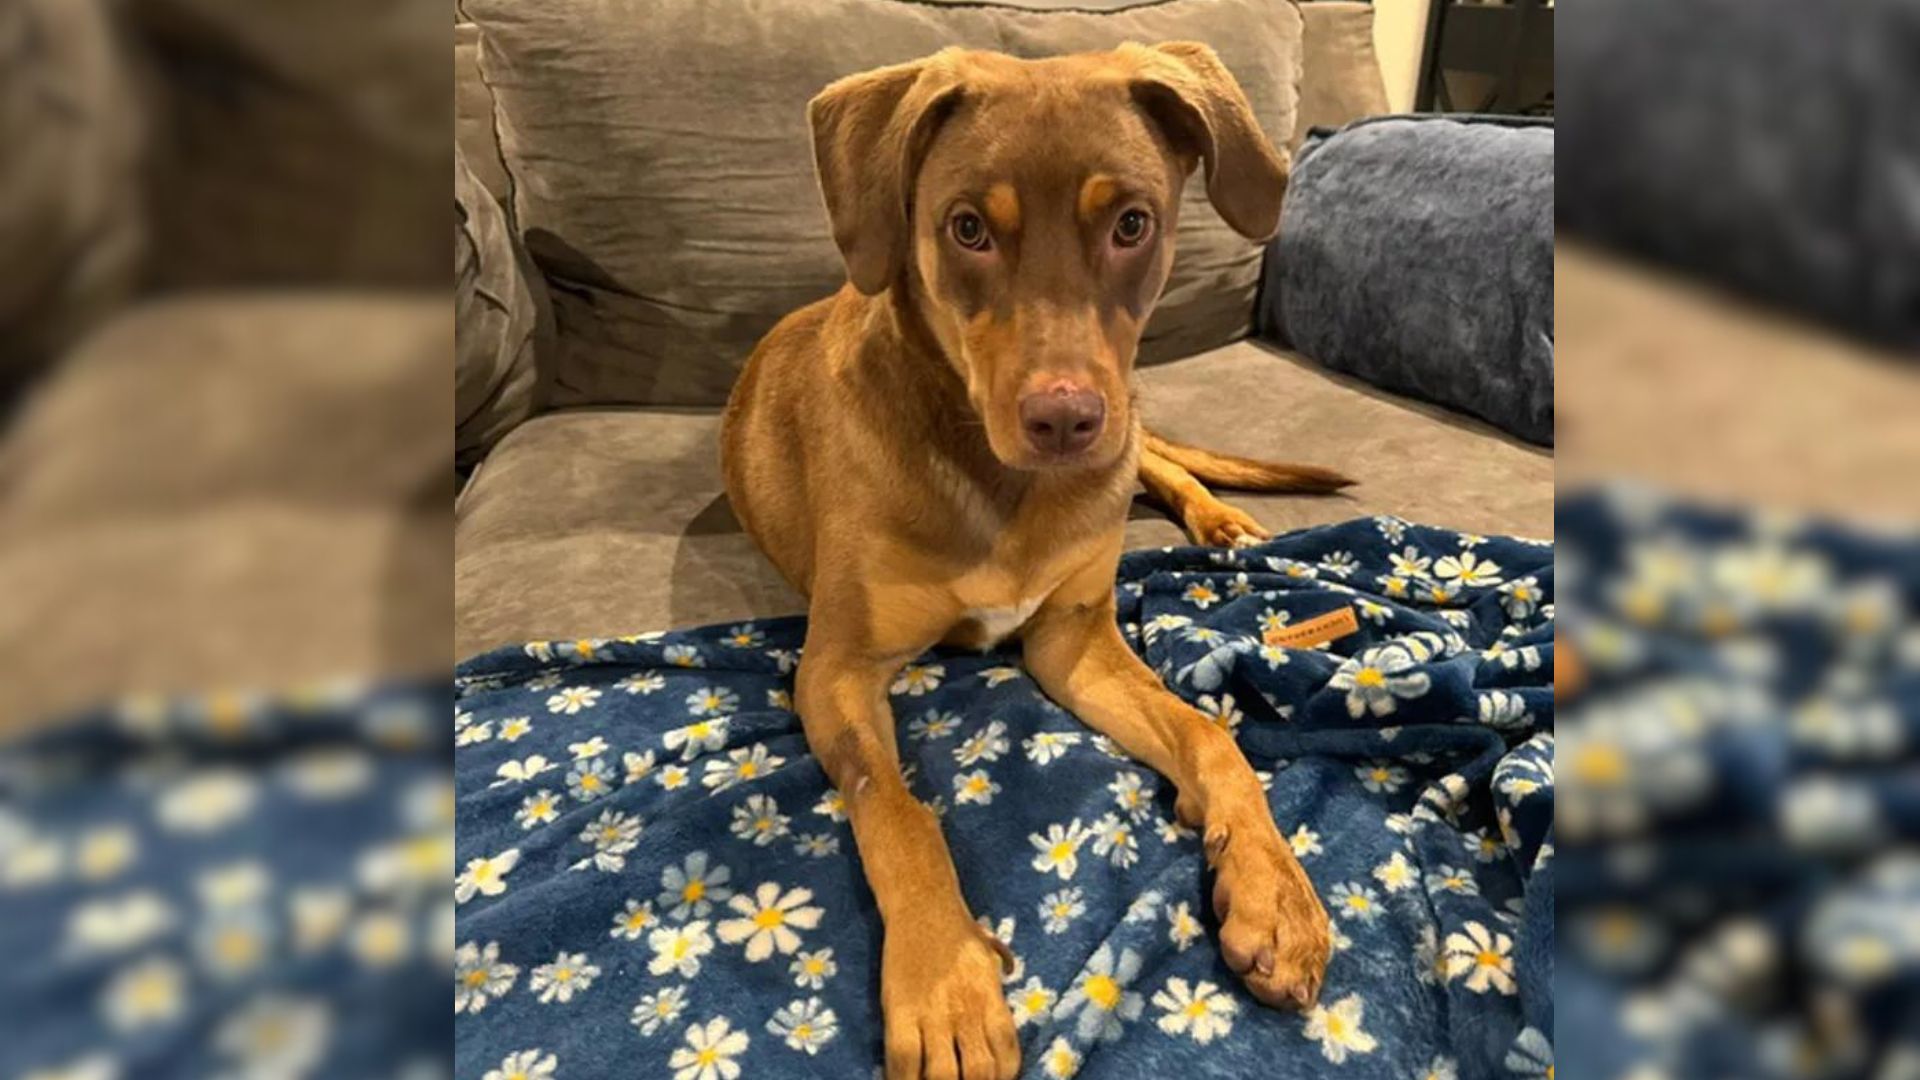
[722,43,1346,1080]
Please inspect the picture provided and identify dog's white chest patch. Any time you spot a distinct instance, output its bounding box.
[960,596,1046,648]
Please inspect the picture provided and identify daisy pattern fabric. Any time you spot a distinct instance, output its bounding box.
[453,517,1555,1079]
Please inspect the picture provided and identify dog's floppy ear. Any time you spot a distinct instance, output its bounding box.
[809,52,965,295]
[1124,41,1289,241]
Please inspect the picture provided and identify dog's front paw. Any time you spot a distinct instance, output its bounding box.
[1204,812,1330,1010]
[881,920,1019,1080]
[1183,500,1271,549]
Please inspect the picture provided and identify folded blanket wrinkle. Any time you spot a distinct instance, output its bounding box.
[451,516,1554,1079]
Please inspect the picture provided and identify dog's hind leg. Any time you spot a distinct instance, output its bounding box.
[1138,431,1355,547]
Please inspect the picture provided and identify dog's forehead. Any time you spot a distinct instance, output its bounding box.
[924,54,1169,196]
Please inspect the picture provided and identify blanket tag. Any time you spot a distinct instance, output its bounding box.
[1263,606,1360,650]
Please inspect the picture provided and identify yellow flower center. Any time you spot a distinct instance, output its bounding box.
[553,967,573,982]
[1346,895,1371,911]
[1084,974,1121,1010]
[1050,842,1072,862]
[464,970,489,988]
[1477,950,1502,968]
[697,1048,718,1066]
[474,863,499,886]
[684,881,705,902]
[1326,1013,1349,1038]
[580,775,602,792]
[689,722,710,738]
[626,912,651,931]
[794,1023,812,1040]
[1355,668,1386,688]
[1024,991,1048,1012]
[1572,744,1626,786]
[755,819,773,832]
[740,763,758,778]
[1184,1000,1209,1019]
[754,908,785,930]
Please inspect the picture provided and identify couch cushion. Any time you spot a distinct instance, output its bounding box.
[462,0,1303,408]
[457,145,548,469]
[128,0,447,288]
[1,0,144,389]
[0,295,451,731]
[454,339,1552,655]
[1292,1,1391,148]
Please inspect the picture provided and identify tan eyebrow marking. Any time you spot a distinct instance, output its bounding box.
[1078,175,1119,222]
[984,184,1021,234]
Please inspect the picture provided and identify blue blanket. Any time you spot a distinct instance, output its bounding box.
[452,517,1555,1079]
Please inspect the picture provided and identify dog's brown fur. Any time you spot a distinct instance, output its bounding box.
[722,44,1345,1080]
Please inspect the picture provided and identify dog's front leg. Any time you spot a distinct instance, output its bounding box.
[1023,588,1330,1009]
[795,630,1019,1080]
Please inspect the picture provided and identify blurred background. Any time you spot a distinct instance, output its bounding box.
[1,0,1916,1077]
[1555,2,1918,1079]
[1,1,449,1077]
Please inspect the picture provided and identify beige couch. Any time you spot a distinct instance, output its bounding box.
[452,0,1555,657]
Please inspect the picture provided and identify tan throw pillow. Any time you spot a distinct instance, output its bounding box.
[1292,1,1392,149]
[456,145,549,469]
[463,0,1304,408]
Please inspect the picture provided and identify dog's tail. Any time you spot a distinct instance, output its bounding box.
[1143,430,1356,493]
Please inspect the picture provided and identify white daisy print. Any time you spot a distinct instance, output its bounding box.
[1029,820,1090,880]
[565,756,615,802]
[789,947,837,990]
[546,686,601,715]
[1039,888,1086,934]
[1372,851,1417,893]
[1419,1054,1459,1080]
[1319,551,1359,577]
[1433,551,1503,589]
[660,852,733,920]
[1183,581,1221,608]
[1498,576,1542,618]
[766,996,837,1054]
[954,720,1011,765]
[1124,890,1166,924]
[1157,817,1197,844]
[455,720,493,747]
[908,711,962,740]
[616,672,664,695]
[1444,921,1515,993]
[981,665,1023,686]
[685,687,739,717]
[1426,865,1479,895]
[1330,881,1383,924]
[101,955,188,1031]
[1355,761,1410,794]
[567,736,608,759]
[1008,977,1057,1027]
[953,769,1001,807]
[1195,694,1243,732]
[1389,547,1433,580]
[529,951,600,1004]
[1108,772,1155,821]
[1040,1036,1080,1078]
[610,899,659,940]
[631,985,688,1036]
[492,755,554,787]
[1302,993,1378,1063]
[664,718,730,761]
[890,663,945,696]
[498,716,533,741]
[1091,813,1139,868]
[701,744,784,792]
[722,625,765,649]
[455,848,521,903]
[1024,730,1082,765]
[1054,943,1144,1042]
[1327,643,1433,718]
[1167,901,1202,951]
[647,920,714,978]
[656,764,690,791]
[516,789,562,831]
[454,940,518,1014]
[483,1049,556,1080]
[1465,828,1505,863]
[730,795,790,846]
[1288,825,1323,857]
[1504,1027,1553,1077]
[812,789,847,822]
[716,882,824,962]
[624,750,658,784]
[573,810,642,872]
[1142,613,1193,642]
[1152,977,1238,1044]
[669,1017,748,1080]
[663,644,704,668]
[1375,516,1408,542]
[793,833,838,858]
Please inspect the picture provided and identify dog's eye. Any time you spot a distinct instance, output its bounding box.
[949,211,991,251]
[1113,209,1151,247]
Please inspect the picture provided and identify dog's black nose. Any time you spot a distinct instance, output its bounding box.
[1020,385,1105,456]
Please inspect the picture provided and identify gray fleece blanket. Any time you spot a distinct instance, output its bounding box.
[1259,115,1554,446]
